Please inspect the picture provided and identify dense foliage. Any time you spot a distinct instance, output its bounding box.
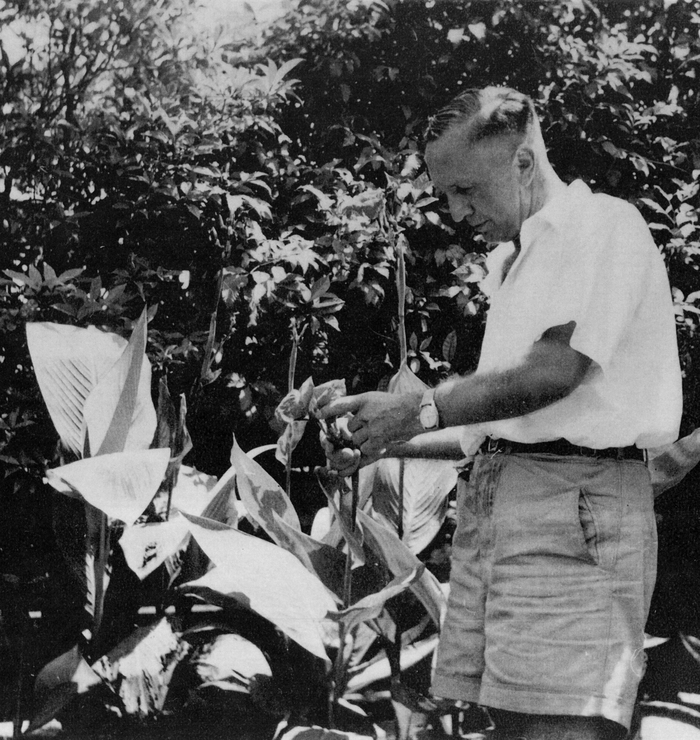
[1,0,700,735]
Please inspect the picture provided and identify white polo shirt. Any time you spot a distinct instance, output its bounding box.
[461,179,682,454]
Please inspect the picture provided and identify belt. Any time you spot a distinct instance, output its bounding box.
[479,437,646,462]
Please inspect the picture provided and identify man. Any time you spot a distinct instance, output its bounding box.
[318,87,682,739]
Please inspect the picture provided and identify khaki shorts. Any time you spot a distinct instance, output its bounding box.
[431,452,656,731]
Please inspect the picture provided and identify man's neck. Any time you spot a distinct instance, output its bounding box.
[529,167,568,217]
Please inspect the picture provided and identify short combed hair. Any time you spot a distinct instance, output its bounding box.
[424,86,536,146]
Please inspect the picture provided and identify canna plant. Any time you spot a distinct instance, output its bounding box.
[23,307,448,739]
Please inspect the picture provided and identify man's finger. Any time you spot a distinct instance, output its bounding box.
[352,427,370,447]
[315,394,364,419]
[347,415,364,433]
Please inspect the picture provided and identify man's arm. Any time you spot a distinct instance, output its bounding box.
[435,322,591,427]
[318,322,591,457]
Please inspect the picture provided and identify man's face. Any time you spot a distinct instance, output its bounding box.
[425,128,528,244]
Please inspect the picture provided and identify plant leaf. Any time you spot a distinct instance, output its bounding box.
[371,457,455,554]
[328,567,423,632]
[356,511,445,628]
[345,635,438,693]
[180,513,336,664]
[46,448,171,524]
[187,632,272,693]
[230,435,301,541]
[648,427,700,497]
[27,644,102,733]
[120,515,191,580]
[92,618,189,717]
[26,323,126,455]
[198,466,244,527]
[83,308,156,456]
[271,510,346,599]
[372,361,457,552]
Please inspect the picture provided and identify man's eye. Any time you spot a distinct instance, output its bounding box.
[454,186,472,196]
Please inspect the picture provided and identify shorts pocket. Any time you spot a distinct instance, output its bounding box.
[578,488,599,565]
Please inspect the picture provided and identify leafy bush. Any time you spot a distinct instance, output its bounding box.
[2,0,700,735]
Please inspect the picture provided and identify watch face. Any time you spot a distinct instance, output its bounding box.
[420,404,439,429]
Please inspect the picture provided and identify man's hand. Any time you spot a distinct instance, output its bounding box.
[316,390,424,457]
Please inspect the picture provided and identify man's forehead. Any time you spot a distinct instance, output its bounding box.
[426,133,515,180]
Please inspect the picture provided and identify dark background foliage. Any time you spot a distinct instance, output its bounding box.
[1,0,700,722]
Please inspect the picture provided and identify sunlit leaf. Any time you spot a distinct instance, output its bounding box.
[46,448,170,525]
[92,618,189,717]
[180,513,336,663]
[28,645,102,733]
[83,308,156,456]
[199,466,244,527]
[649,428,700,497]
[169,465,219,516]
[120,515,191,580]
[356,511,445,627]
[371,457,455,554]
[328,567,422,631]
[188,632,272,693]
[366,362,457,552]
[271,510,346,598]
[276,419,308,466]
[230,435,301,542]
[345,635,438,693]
[26,323,126,456]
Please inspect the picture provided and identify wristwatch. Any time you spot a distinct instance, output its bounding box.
[419,387,440,430]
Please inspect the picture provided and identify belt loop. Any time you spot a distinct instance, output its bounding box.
[616,447,624,461]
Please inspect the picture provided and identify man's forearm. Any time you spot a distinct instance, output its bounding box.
[433,338,591,428]
[384,427,465,459]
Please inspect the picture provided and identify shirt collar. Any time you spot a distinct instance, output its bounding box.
[519,179,590,253]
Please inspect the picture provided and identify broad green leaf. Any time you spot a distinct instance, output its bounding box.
[345,635,438,693]
[230,435,301,541]
[649,428,700,497]
[371,457,455,554]
[28,644,102,733]
[198,466,244,527]
[120,515,191,580]
[169,465,219,517]
[187,632,272,693]
[356,511,445,628]
[276,419,308,465]
[26,322,126,456]
[83,308,156,456]
[318,478,365,566]
[46,448,171,525]
[310,506,333,541]
[180,513,336,664]
[370,362,457,553]
[387,360,426,394]
[271,510,346,599]
[277,729,376,740]
[92,618,189,717]
[328,567,422,632]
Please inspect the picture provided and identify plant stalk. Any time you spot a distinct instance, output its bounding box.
[398,457,405,541]
[396,232,408,366]
[331,472,359,728]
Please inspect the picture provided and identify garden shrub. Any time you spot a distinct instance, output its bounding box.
[1,0,700,732]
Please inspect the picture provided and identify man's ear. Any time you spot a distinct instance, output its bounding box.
[515,146,536,185]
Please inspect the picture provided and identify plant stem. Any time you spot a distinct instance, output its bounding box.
[285,323,300,500]
[13,629,23,739]
[195,266,224,399]
[398,457,405,541]
[396,233,408,366]
[331,473,359,728]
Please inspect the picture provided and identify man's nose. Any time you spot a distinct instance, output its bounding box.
[447,195,473,223]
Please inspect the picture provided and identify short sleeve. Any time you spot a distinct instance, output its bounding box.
[536,203,654,371]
